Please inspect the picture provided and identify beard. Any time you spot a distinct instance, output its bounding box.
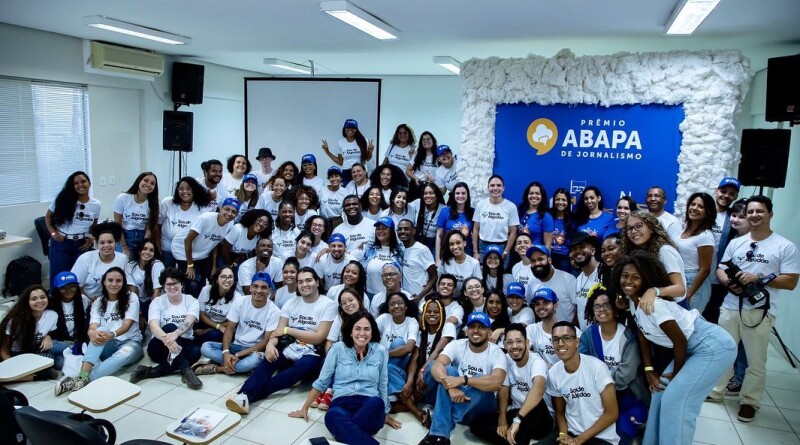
[532,263,552,279]
[572,254,592,268]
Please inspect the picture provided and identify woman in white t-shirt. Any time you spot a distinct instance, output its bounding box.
[274,258,300,308]
[293,185,320,231]
[272,200,301,261]
[370,164,407,203]
[258,175,288,222]
[616,252,735,445]
[439,230,482,295]
[305,215,329,256]
[0,285,59,381]
[72,222,130,301]
[344,163,371,199]
[361,217,404,299]
[459,277,487,326]
[406,131,439,195]
[233,174,261,222]
[361,186,387,222]
[300,154,324,194]
[195,266,241,344]
[472,175,519,267]
[294,231,317,269]
[112,171,160,260]
[221,154,252,195]
[48,271,90,369]
[376,292,419,409]
[676,192,717,313]
[220,209,273,270]
[56,267,144,394]
[382,124,416,172]
[481,245,513,294]
[381,188,418,231]
[125,238,164,327]
[321,118,374,185]
[326,260,368,304]
[159,177,214,268]
[412,182,445,253]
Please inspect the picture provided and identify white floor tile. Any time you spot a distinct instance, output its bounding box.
[113,408,175,442]
[266,388,325,421]
[780,408,800,434]
[290,421,336,445]
[233,408,314,444]
[724,403,793,431]
[693,416,742,445]
[766,371,800,391]
[734,423,800,445]
[3,379,53,400]
[700,400,731,421]
[124,378,178,408]
[768,388,800,411]
[375,411,428,444]
[143,385,221,419]
[767,355,800,375]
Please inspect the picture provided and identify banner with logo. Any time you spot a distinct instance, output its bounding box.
[494,103,684,213]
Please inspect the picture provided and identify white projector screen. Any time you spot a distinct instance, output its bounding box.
[245,78,382,175]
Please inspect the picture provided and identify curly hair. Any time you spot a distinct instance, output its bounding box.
[621,211,676,255]
[52,171,91,227]
[611,251,672,299]
[411,131,440,173]
[0,285,48,353]
[171,176,212,208]
[226,154,252,175]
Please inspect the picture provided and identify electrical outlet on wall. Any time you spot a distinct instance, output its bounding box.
[99,176,106,186]
[109,175,116,185]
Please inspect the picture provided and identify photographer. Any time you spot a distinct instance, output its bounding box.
[707,196,799,423]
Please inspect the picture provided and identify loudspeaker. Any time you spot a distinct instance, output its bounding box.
[765,54,800,123]
[171,62,204,105]
[738,129,791,188]
[163,110,193,152]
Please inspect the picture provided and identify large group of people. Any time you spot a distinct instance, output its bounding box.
[2,119,798,445]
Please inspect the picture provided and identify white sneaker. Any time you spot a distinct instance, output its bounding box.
[226,393,250,415]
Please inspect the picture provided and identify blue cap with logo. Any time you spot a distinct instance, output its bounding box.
[242,173,258,184]
[374,216,395,229]
[466,312,491,328]
[221,197,241,210]
[343,119,358,129]
[301,154,316,165]
[436,145,452,157]
[485,244,503,257]
[327,166,342,177]
[251,272,275,290]
[532,288,558,303]
[506,282,526,299]
[526,244,551,258]
[718,176,741,191]
[54,271,78,288]
[329,233,347,245]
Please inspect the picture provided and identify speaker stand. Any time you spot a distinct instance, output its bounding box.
[772,327,797,368]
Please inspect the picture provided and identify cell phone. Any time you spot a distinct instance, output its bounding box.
[309,437,331,445]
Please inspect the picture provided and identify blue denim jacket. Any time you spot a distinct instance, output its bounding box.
[312,341,390,413]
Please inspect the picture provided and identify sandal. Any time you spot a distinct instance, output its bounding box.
[421,409,431,429]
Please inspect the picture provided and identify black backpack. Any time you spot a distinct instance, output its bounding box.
[3,256,42,296]
[0,387,29,445]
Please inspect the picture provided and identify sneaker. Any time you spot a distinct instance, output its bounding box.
[317,389,334,410]
[418,435,451,445]
[310,391,326,408]
[737,404,756,422]
[226,393,250,415]
[181,367,203,390]
[191,363,217,376]
[72,376,89,392]
[130,365,158,384]
[54,377,75,396]
[705,393,723,403]
[726,380,742,396]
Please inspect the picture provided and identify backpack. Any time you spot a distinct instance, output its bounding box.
[3,256,42,296]
[0,387,29,445]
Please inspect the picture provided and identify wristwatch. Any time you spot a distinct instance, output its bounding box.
[513,415,523,424]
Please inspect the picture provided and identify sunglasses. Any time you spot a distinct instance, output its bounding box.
[746,242,757,262]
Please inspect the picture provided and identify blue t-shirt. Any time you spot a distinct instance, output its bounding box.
[551,217,571,256]
[603,218,623,240]
[437,207,474,252]
[522,212,555,245]
[577,212,614,241]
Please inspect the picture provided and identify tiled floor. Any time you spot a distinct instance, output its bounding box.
[7,342,800,445]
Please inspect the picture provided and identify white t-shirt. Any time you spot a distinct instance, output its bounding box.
[5,310,58,352]
[148,294,200,340]
[72,251,131,300]
[338,138,363,169]
[439,256,482,295]
[630,298,698,348]
[224,224,259,256]
[326,284,348,302]
[512,262,535,301]
[362,208,382,222]
[280,295,338,355]
[434,159,458,193]
[295,209,319,231]
[546,354,619,444]
[412,154,438,182]
[485,273,514,293]
[297,253,317,270]
[159,199,210,253]
[675,229,715,270]
[227,296,281,348]
[344,180,371,201]
[527,322,582,367]
[659,244,687,303]
[365,246,397,295]
[599,324,626,375]
[62,296,90,338]
[50,198,101,236]
[256,192,282,222]
[509,306,535,325]
[255,169,275,190]
[414,202,444,239]
[385,144,414,171]
[314,253,356,290]
[197,285,241,324]
[327,315,344,343]
[125,260,165,301]
[505,353,549,410]
[369,289,413,317]
[402,242,435,296]
[474,198,520,242]
[419,323,457,358]
[656,212,682,242]
[171,212,232,261]
[440,338,507,377]
[272,227,301,260]
[380,204,419,232]
[196,177,229,210]
[575,266,601,331]
[319,186,348,218]
[89,298,142,342]
[237,256,284,295]
[720,232,800,315]
[274,286,296,309]
[111,193,150,231]
[334,219,375,260]
[303,176,325,196]
[526,269,578,323]
[712,212,726,247]
[220,173,242,196]
[376,313,419,350]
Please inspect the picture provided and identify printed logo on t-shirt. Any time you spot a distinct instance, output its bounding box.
[291,314,317,327]
[604,356,621,368]
[203,233,224,243]
[564,385,593,400]
[166,314,187,325]
[174,218,193,229]
[736,251,769,265]
[127,211,149,223]
[205,305,225,319]
[538,343,556,358]
[511,379,531,394]
[243,318,263,332]
[482,210,506,221]
[461,364,485,377]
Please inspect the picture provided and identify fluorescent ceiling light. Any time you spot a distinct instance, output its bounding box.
[84,16,190,45]
[264,58,313,75]
[320,1,399,40]
[433,56,461,74]
[665,0,722,35]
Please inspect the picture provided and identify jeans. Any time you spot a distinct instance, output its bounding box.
[82,327,143,381]
[325,395,386,445]
[469,402,553,444]
[200,342,263,373]
[50,340,72,370]
[421,361,438,405]
[429,366,498,437]
[161,250,176,269]
[176,257,212,298]
[645,317,735,445]
[147,323,200,375]
[117,229,145,260]
[686,268,712,313]
[49,238,86,287]
[194,320,225,345]
[388,338,411,396]
[239,350,322,403]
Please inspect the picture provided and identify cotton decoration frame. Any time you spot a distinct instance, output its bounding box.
[458,49,752,212]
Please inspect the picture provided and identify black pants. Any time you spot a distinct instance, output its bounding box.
[147,323,201,375]
[469,399,553,444]
[176,257,212,298]
[702,283,728,324]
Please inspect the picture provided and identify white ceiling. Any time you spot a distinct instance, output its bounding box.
[2,0,799,75]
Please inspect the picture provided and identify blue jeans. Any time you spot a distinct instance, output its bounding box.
[146,323,200,374]
[239,351,322,403]
[50,340,72,370]
[644,317,735,445]
[117,229,145,260]
[686,269,712,313]
[194,322,225,346]
[49,238,86,287]
[200,342,263,373]
[161,250,176,269]
[731,341,748,385]
[176,258,212,298]
[429,366,498,437]
[325,395,386,445]
[82,327,143,381]
[388,338,411,396]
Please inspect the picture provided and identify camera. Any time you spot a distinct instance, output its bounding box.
[722,261,776,306]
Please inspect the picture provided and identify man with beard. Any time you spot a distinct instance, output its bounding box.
[525,244,578,324]
[397,219,437,301]
[419,312,507,445]
[419,274,464,327]
[704,176,741,323]
[539,321,618,445]
[569,233,601,330]
[526,288,581,368]
[313,233,354,289]
[238,238,284,295]
[197,159,229,210]
[334,195,375,261]
[645,186,681,242]
[470,323,553,444]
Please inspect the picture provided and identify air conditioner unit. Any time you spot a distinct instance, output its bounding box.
[89,41,164,77]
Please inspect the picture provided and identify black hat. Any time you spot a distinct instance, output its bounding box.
[568,231,600,249]
[256,147,276,160]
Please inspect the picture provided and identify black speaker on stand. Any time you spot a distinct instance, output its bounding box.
[738,129,791,189]
[172,62,205,106]
[163,110,193,152]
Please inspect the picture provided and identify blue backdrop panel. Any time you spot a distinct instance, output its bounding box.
[494,103,684,213]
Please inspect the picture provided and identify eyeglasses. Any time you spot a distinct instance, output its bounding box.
[551,335,576,345]
[219,275,235,281]
[164,281,181,288]
[593,303,612,311]
[381,272,400,278]
[746,242,757,262]
[625,222,645,234]
[388,301,406,307]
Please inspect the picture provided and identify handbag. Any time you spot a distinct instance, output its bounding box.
[62,346,84,378]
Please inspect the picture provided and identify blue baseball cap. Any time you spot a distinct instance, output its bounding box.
[343,119,358,129]
[532,288,558,303]
[718,176,740,191]
[506,282,526,299]
[54,271,78,288]
[221,197,241,210]
[526,244,551,258]
[242,173,258,184]
[327,166,342,177]
[301,154,316,165]
[436,145,452,157]
[466,312,491,328]
[329,233,347,245]
[374,216,395,229]
[251,272,276,290]
[484,245,503,257]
